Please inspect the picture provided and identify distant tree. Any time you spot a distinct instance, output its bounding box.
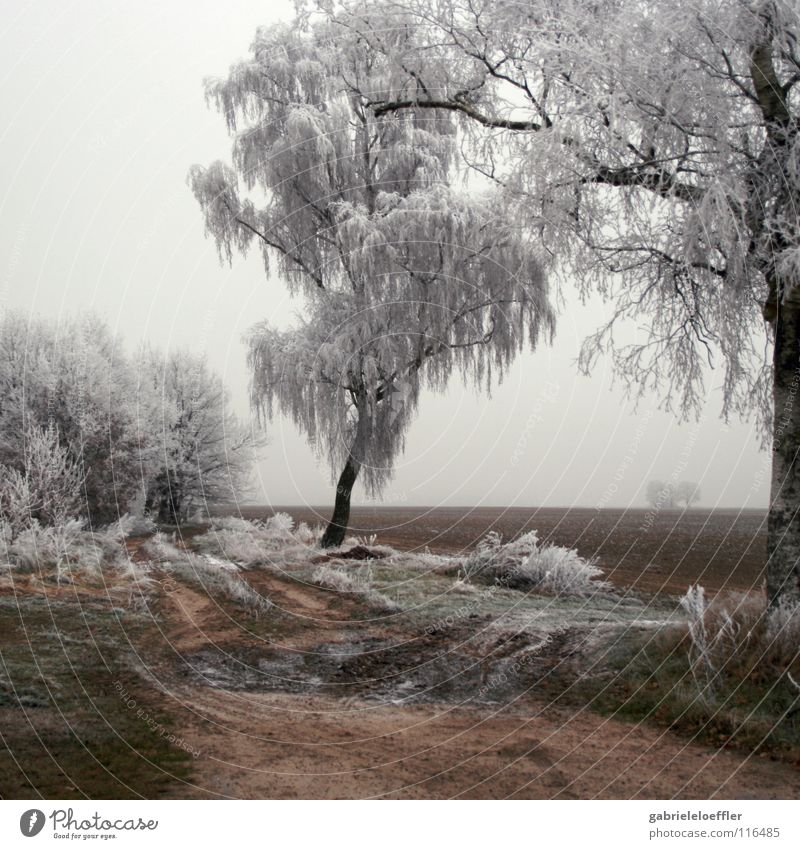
[645,480,675,510]
[318,0,800,604]
[190,21,553,546]
[675,481,702,509]
[141,349,261,525]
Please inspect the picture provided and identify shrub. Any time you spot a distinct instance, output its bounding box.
[312,564,399,612]
[461,530,610,596]
[680,586,800,691]
[0,519,155,605]
[105,513,157,540]
[461,530,537,582]
[144,532,271,616]
[0,423,83,539]
[192,513,313,567]
[582,587,800,761]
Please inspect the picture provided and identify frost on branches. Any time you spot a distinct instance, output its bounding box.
[317,0,800,602]
[0,312,145,524]
[0,311,260,532]
[190,20,553,546]
[139,348,261,525]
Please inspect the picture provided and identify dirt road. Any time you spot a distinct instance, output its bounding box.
[146,563,798,800]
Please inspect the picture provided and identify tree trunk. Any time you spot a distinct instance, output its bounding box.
[320,455,360,548]
[146,469,182,526]
[767,292,800,606]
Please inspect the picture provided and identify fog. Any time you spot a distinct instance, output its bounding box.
[0,0,769,511]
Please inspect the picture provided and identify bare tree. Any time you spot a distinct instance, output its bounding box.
[318,0,800,602]
[190,20,553,546]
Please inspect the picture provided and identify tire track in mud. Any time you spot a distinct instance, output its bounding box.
[142,563,800,799]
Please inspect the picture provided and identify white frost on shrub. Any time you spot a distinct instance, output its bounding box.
[145,532,271,615]
[763,597,800,659]
[461,530,610,596]
[193,512,318,568]
[105,513,157,540]
[0,518,155,605]
[294,522,320,545]
[312,564,399,612]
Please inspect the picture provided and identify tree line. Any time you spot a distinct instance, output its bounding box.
[0,312,258,539]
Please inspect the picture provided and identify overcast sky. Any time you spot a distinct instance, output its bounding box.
[0,0,770,511]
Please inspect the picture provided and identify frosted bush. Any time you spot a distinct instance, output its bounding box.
[680,585,715,683]
[677,587,800,700]
[105,513,157,539]
[1,518,153,598]
[145,532,271,616]
[510,546,610,596]
[194,513,318,568]
[266,511,295,537]
[7,520,85,573]
[461,531,539,582]
[142,532,193,565]
[763,598,800,662]
[0,470,37,540]
[209,516,258,533]
[0,423,83,539]
[294,522,319,545]
[195,528,269,567]
[312,564,399,612]
[461,530,609,596]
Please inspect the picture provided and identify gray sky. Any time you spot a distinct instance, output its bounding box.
[0,0,770,511]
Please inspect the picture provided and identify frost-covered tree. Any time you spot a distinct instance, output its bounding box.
[141,348,260,525]
[675,481,702,509]
[645,480,675,511]
[0,422,84,540]
[0,311,147,524]
[0,311,259,530]
[318,0,800,601]
[190,20,553,546]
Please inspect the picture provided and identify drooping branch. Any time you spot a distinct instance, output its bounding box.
[372,96,542,131]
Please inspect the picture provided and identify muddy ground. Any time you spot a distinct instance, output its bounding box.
[1,509,796,800]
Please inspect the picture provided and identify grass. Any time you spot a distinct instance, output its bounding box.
[562,592,800,763]
[0,594,192,798]
[311,563,400,613]
[6,511,794,798]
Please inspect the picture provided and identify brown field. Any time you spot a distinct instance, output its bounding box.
[238,505,768,597]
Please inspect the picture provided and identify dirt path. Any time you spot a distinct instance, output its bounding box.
[146,566,800,800]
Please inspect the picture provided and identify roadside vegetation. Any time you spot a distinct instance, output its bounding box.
[562,589,800,763]
[0,593,192,798]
